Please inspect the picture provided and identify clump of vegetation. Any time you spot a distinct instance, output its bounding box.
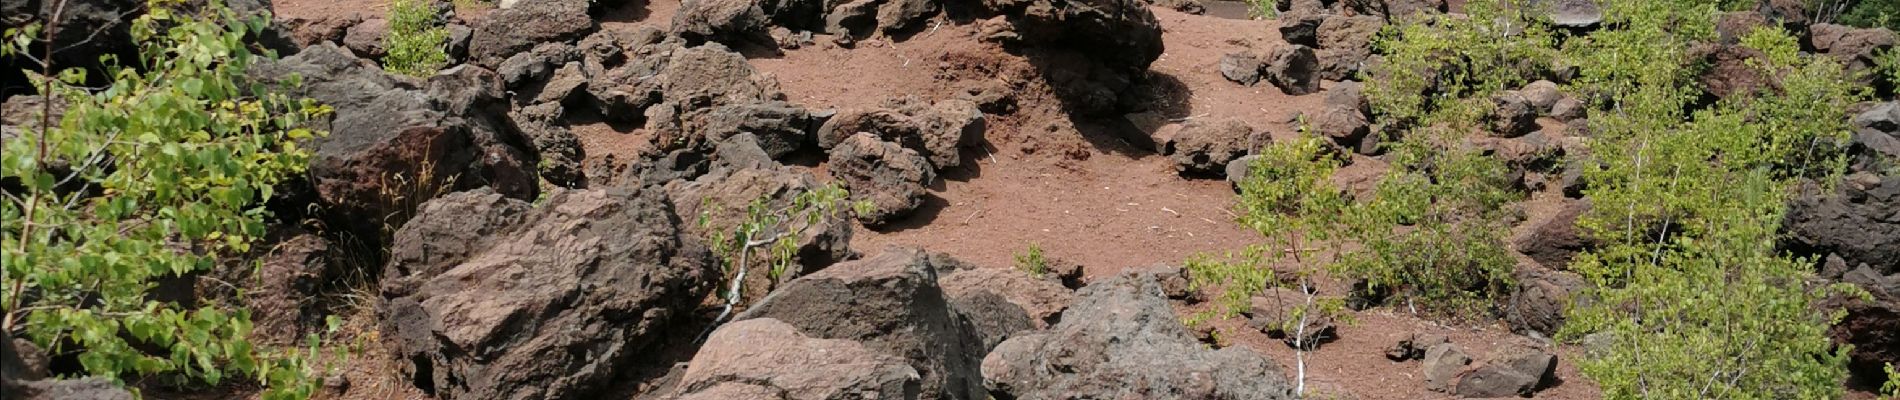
[1,1,331,397]
[1351,0,1870,397]
[1015,243,1048,278]
[384,0,449,76]
[1550,1,1865,398]
[1187,135,1355,397]
[1838,0,1900,32]
[1885,363,1900,399]
[699,184,869,331]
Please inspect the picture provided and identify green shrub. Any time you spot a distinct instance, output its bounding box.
[384,0,449,76]
[1186,135,1354,397]
[1884,363,1899,399]
[1015,243,1047,278]
[1552,2,1864,398]
[0,1,329,397]
[1189,135,1347,317]
[1839,0,1900,32]
[1366,0,1557,129]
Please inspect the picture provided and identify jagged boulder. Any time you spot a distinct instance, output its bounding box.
[1421,343,1472,392]
[1514,198,1592,269]
[248,44,538,240]
[379,188,715,400]
[1316,81,1374,150]
[1786,174,1900,274]
[734,248,988,400]
[982,273,1297,400]
[1809,24,1897,83]
[1315,15,1382,81]
[1264,44,1321,96]
[829,133,936,226]
[342,18,391,59]
[670,318,924,400]
[939,266,1074,328]
[468,0,596,67]
[1505,267,1584,336]
[1220,52,1264,86]
[673,0,769,44]
[1161,119,1257,176]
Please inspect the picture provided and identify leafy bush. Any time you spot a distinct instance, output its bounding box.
[0,1,329,397]
[1839,0,1900,32]
[1186,135,1353,397]
[1189,135,1347,318]
[1015,243,1048,278]
[1885,363,1899,399]
[1365,0,1557,129]
[1551,1,1865,398]
[383,0,449,76]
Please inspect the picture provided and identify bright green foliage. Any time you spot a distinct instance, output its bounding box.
[1550,1,1865,398]
[1335,139,1519,315]
[1366,0,1557,128]
[1015,243,1048,278]
[1351,0,1533,315]
[1877,47,1900,88]
[701,183,869,302]
[1,1,329,397]
[1186,135,1357,397]
[384,0,449,77]
[1839,0,1900,32]
[1189,135,1349,318]
[1884,363,1899,399]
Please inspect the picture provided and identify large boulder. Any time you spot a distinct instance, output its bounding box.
[829,133,937,226]
[468,0,596,67]
[734,248,988,400]
[342,18,391,59]
[1161,119,1257,176]
[1315,15,1383,81]
[1219,52,1265,86]
[1504,267,1584,336]
[1315,81,1373,149]
[670,318,923,400]
[1786,174,1900,274]
[673,0,769,44]
[379,188,715,400]
[938,266,1074,328]
[248,44,539,240]
[1420,343,1472,392]
[1263,44,1321,96]
[818,98,985,169]
[1809,24,1897,83]
[982,273,1297,400]
[975,0,1163,115]
[682,101,822,159]
[1826,288,1900,385]
[1514,198,1592,269]
[1852,103,1900,171]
